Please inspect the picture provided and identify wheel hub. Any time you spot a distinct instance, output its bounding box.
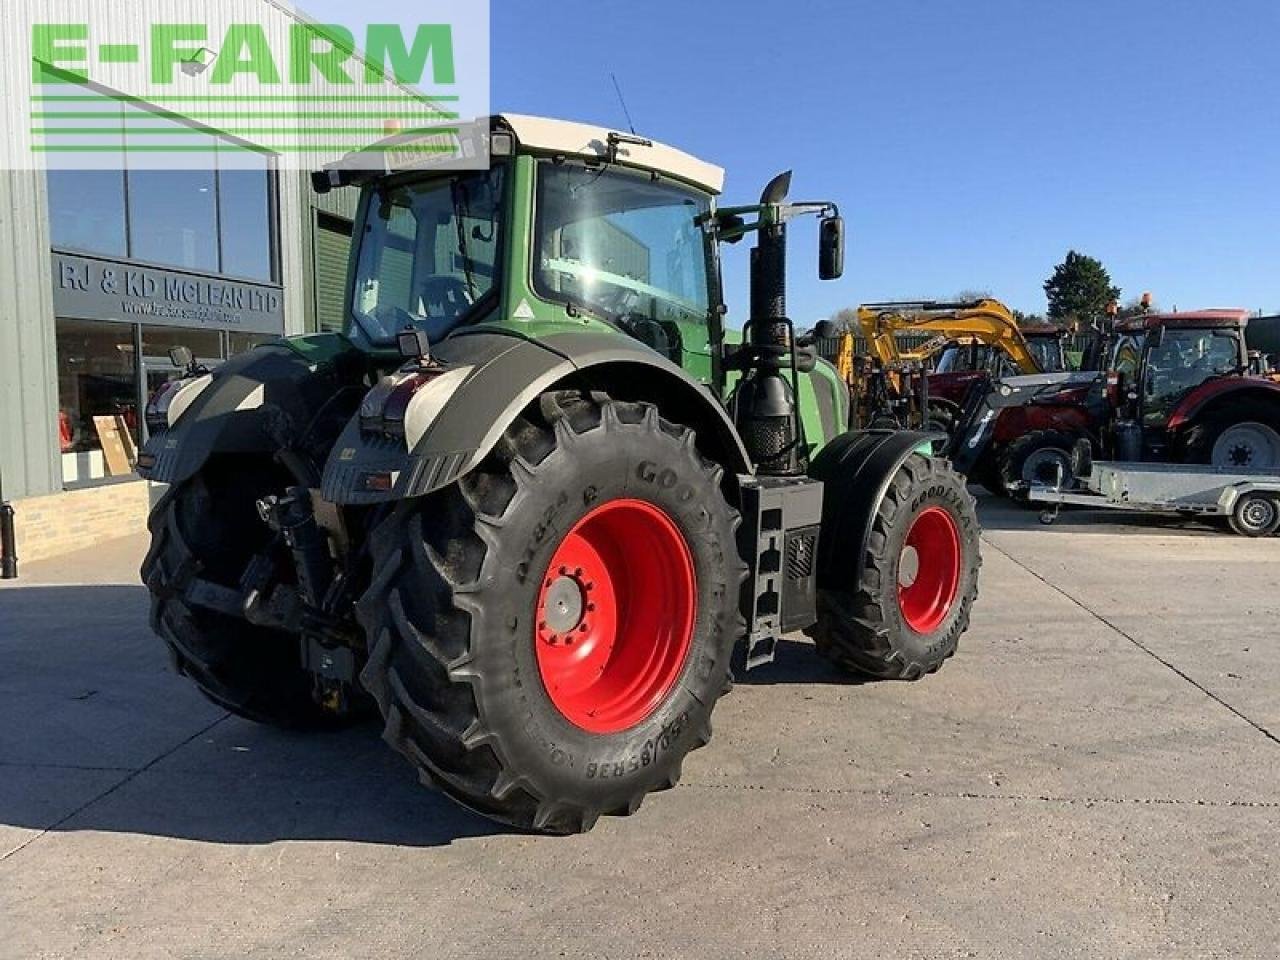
[898,546,921,588]
[1212,422,1280,471]
[1241,498,1276,530]
[542,574,586,638]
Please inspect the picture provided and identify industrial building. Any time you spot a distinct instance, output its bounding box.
[0,1,428,563]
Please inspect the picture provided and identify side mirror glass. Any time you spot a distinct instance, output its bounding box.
[819,216,845,281]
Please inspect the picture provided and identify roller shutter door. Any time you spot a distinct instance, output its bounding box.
[314,213,353,332]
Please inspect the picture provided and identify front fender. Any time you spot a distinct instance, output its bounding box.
[321,330,752,505]
[808,430,937,591]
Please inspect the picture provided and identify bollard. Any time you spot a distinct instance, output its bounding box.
[0,501,16,579]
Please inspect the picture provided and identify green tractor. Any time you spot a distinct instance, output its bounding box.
[138,115,981,833]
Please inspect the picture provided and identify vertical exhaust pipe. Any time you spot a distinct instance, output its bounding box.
[737,171,807,476]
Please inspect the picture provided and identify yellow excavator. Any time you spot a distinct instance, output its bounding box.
[855,298,1043,372]
[834,299,1061,430]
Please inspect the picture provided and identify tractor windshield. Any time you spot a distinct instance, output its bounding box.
[350,166,506,345]
[1026,336,1067,373]
[1143,327,1242,424]
[533,162,712,357]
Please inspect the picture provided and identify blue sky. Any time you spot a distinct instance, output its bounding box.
[306,0,1280,326]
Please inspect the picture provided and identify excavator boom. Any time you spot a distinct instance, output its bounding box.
[854,298,1042,375]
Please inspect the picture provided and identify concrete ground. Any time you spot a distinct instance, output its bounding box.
[1,495,1277,959]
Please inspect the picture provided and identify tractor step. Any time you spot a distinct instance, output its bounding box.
[738,475,824,669]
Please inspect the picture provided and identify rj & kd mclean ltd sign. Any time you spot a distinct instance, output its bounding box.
[53,250,285,334]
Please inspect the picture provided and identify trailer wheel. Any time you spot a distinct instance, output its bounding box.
[998,430,1080,502]
[808,454,981,680]
[356,393,745,834]
[1229,493,1280,537]
[141,462,343,728]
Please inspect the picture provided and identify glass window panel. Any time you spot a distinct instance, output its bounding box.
[350,167,506,344]
[140,324,223,365]
[126,168,219,271]
[46,169,128,256]
[124,107,218,271]
[43,87,126,256]
[55,319,138,460]
[534,163,710,359]
[218,150,273,281]
[228,331,279,355]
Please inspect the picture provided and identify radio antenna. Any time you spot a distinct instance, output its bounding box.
[610,73,637,135]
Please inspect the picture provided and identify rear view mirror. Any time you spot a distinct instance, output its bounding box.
[819,216,845,281]
[168,345,193,370]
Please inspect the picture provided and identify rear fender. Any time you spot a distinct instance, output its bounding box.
[1167,379,1280,431]
[138,336,364,486]
[807,430,936,591]
[321,330,752,505]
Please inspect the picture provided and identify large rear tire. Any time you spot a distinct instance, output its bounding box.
[140,461,341,728]
[1182,401,1280,470]
[355,393,745,834]
[808,455,981,679]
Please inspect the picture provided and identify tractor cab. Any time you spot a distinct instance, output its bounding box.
[1125,311,1249,431]
[1022,325,1070,373]
[321,115,730,379]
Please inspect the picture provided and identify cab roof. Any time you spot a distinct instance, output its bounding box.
[496,114,725,195]
[321,114,726,196]
[1116,310,1250,333]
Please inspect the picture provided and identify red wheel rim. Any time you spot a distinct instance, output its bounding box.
[897,506,961,634]
[534,499,696,734]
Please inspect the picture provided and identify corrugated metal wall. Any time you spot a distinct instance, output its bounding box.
[0,0,382,498]
[0,170,62,501]
[1,9,60,500]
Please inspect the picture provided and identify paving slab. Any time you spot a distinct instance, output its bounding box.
[1,508,1276,959]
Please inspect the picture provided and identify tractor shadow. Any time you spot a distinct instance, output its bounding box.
[973,490,1227,538]
[0,584,510,849]
[1,581,867,850]
[733,637,874,687]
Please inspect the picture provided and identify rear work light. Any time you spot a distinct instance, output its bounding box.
[359,365,472,445]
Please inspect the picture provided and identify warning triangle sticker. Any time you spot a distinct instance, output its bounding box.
[513,299,536,321]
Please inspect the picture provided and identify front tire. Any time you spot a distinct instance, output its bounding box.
[356,393,745,834]
[808,455,981,680]
[998,429,1080,502]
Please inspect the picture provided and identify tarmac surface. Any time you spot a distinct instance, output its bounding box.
[2,495,1277,959]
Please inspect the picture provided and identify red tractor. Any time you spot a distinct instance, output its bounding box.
[956,310,1280,497]
[926,323,1071,412]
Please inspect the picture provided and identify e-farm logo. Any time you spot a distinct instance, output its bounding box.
[21,2,490,171]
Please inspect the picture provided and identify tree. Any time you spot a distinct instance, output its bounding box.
[1043,251,1120,329]
[830,307,859,331]
[1013,309,1048,326]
